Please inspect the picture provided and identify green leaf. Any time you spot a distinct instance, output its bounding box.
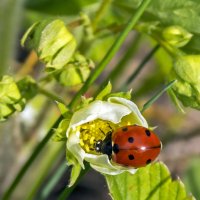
[105,162,195,200]
[16,76,38,100]
[106,90,132,100]
[57,102,70,117]
[95,82,132,100]
[141,80,176,113]
[53,117,71,142]
[66,150,82,187]
[75,96,94,111]
[25,0,98,15]
[21,22,39,47]
[0,104,14,121]
[0,76,21,104]
[113,0,200,54]
[68,163,82,187]
[96,81,112,100]
[0,76,26,121]
[168,88,185,113]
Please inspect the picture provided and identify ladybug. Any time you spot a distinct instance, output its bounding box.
[95,125,161,168]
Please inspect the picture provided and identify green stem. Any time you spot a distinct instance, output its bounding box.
[38,87,66,104]
[140,80,176,113]
[69,0,153,109]
[39,162,67,200]
[95,34,142,95]
[2,116,63,200]
[92,0,112,31]
[112,34,142,83]
[25,144,64,200]
[125,44,160,86]
[58,163,90,200]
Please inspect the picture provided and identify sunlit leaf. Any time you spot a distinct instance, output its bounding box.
[105,162,195,200]
[96,81,112,100]
[0,76,21,104]
[66,150,82,187]
[106,90,132,100]
[57,102,69,117]
[53,116,72,142]
[0,76,26,121]
[113,0,200,54]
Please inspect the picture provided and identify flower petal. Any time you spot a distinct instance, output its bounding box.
[85,153,137,175]
[67,100,132,137]
[108,97,148,127]
[67,132,85,168]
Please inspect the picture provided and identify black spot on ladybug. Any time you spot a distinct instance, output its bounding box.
[122,127,128,132]
[128,137,134,143]
[146,159,151,164]
[145,129,151,137]
[113,144,119,154]
[128,154,134,160]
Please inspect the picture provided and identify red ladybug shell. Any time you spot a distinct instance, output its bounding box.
[112,125,161,168]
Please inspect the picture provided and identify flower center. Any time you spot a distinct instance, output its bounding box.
[78,119,117,154]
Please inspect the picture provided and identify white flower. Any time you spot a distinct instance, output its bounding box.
[66,97,148,175]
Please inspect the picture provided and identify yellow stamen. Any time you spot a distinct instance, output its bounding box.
[77,119,117,154]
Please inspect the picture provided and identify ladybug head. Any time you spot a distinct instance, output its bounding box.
[94,133,113,159]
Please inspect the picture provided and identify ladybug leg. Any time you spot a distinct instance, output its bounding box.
[108,154,112,160]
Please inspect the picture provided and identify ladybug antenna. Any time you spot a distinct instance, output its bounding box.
[99,128,106,135]
[107,123,113,131]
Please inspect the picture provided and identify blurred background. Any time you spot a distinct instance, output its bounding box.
[0,0,200,199]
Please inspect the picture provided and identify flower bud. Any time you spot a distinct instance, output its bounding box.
[0,76,22,120]
[22,20,94,86]
[162,26,193,48]
[170,55,200,109]
[65,96,148,175]
[21,19,77,70]
[0,76,38,121]
[55,52,95,86]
